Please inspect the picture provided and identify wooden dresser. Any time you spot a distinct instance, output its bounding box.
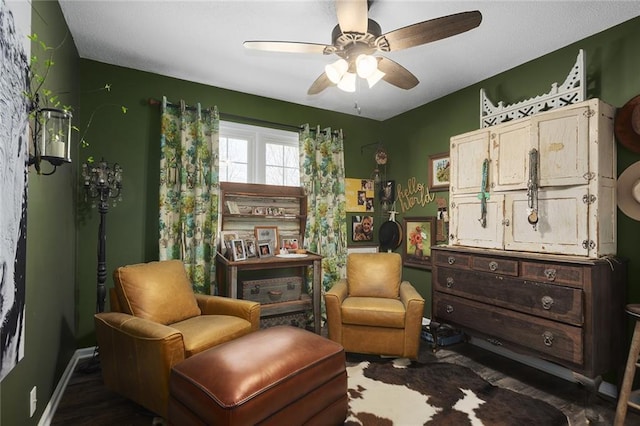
[431,245,626,381]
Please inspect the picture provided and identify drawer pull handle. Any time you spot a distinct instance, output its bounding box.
[445,305,454,314]
[287,282,296,290]
[542,331,554,347]
[489,261,498,271]
[487,338,503,346]
[544,268,557,281]
[447,256,456,265]
[250,285,260,295]
[541,295,554,310]
[446,277,454,288]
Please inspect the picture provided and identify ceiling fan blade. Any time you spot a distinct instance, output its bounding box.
[379,11,482,52]
[308,73,334,95]
[336,0,369,34]
[244,41,330,54]
[377,57,419,90]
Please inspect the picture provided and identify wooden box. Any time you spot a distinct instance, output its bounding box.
[242,277,302,305]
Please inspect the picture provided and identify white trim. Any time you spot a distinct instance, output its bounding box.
[37,347,97,426]
[468,337,617,399]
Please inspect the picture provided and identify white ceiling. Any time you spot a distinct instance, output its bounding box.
[58,1,640,121]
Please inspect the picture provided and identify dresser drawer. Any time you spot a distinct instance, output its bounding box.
[433,293,583,366]
[433,251,471,269]
[521,261,584,289]
[434,267,583,325]
[471,256,519,276]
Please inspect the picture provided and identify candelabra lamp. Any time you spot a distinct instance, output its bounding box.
[82,159,123,313]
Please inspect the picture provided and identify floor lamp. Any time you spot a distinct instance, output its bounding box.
[82,159,122,313]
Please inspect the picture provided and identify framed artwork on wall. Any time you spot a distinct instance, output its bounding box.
[402,216,436,270]
[428,152,450,192]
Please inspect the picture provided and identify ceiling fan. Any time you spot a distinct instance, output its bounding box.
[243,0,482,95]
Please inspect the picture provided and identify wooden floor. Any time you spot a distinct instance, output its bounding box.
[51,338,640,425]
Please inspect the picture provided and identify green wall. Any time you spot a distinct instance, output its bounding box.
[3,2,640,425]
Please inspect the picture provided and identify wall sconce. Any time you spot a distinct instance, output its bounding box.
[28,106,73,175]
[82,159,123,313]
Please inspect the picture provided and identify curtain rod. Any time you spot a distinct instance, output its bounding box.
[148,98,303,132]
[148,98,338,135]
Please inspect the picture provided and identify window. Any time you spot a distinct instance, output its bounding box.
[219,121,299,186]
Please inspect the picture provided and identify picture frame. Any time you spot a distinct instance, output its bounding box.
[253,206,265,215]
[428,152,450,192]
[219,231,239,256]
[257,240,273,258]
[281,238,299,251]
[352,215,374,242]
[379,180,395,203]
[402,216,436,270]
[244,238,257,258]
[254,226,279,249]
[231,239,246,261]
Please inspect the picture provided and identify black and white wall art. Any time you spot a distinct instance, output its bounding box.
[0,0,30,382]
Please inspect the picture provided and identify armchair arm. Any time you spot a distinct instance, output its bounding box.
[399,281,425,359]
[195,294,261,331]
[324,279,348,344]
[94,312,186,418]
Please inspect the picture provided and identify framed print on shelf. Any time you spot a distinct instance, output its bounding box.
[245,238,257,258]
[257,240,273,258]
[219,231,239,256]
[402,216,436,270]
[231,239,246,261]
[428,152,450,192]
[254,226,279,249]
[281,238,299,251]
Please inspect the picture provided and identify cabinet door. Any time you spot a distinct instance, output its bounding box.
[531,104,590,188]
[450,130,489,195]
[450,194,504,249]
[504,186,589,256]
[490,121,530,192]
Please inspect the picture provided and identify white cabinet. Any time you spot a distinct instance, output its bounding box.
[449,98,616,258]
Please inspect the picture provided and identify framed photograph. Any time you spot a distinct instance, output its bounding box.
[352,216,374,242]
[226,200,240,214]
[257,240,273,258]
[402,216,436,270]
[379,180,395,203]
[231,239,246,261]
[219,231,239,255]
[428,152,450,192]
[254,226,278,248]
[245,238,257,258]
[281,238,299,250]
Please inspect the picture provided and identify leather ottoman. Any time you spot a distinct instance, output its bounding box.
[168,325,347,425]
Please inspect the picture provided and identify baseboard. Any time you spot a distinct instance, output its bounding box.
[37,346,97,426]
[468,337,617,399]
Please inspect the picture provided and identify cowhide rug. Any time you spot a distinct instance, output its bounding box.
[346,357,569,426]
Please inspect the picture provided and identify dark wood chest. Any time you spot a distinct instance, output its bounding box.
[431,246,626,379]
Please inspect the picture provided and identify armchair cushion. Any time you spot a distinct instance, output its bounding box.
[114,259,201,325]
[347,253,402,298]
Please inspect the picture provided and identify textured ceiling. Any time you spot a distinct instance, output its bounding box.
[59,1,640,121]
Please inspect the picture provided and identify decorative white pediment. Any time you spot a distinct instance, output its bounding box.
[480,50,585,128]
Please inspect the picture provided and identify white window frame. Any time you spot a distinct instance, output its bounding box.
[219,121,299,185]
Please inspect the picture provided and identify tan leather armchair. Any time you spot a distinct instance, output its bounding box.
[325,252,425,359]
[94,260,260,419]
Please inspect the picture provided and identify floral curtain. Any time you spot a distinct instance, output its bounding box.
[299,124,347,297]
[159,97,220,294]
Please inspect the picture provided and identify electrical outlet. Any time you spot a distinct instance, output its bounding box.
[30,386,37,417]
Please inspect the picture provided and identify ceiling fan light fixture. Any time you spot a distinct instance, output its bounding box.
[325,58,348,84]
[337,72,357,92]
[366,68,385,88]
[355,54,378,78]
